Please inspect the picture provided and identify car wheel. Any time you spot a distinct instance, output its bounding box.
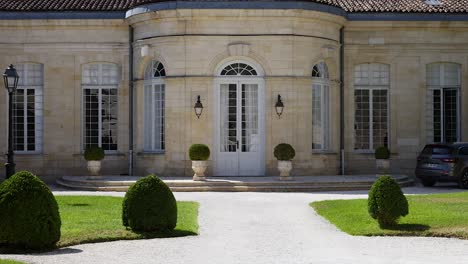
[458,170,468,189]
[421,179,436,187]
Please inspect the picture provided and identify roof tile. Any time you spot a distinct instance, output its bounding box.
[0,0,467,13]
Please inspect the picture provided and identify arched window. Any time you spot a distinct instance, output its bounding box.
[312,62,329,79]
[354,63,389,150]
[145,60,166,79]
[14,63,44,153]
[312,62,329,150]
[82,63,119,151]
[426,63,461,143]
[144,60,165,152]
[220,63,257,76]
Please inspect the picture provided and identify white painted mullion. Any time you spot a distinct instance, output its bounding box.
[441,89,445,143]
[369,89,374,150]
[98,88,102,147]
[321,84,326,150]
[237,82,242,175]
[21,89,27,151]
[152,85,156,150]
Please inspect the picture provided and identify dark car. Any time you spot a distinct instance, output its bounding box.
[415,143,468,188]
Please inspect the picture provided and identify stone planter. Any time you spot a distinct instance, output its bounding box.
[192,160,208,181]
[376,159,390,175]
[87,160,102,177]
[278,160,293,181]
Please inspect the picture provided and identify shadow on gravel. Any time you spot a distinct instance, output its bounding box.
[0,246,82,255]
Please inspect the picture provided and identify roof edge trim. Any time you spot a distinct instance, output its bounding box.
[125,1,346,18]
[0,11,126,20]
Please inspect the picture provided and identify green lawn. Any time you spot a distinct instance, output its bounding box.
[0,260,25,264]
[56,196,199,247]
[311,191,468,239]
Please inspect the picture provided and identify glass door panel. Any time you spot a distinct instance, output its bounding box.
[220,84,238,152]
[241,84,258,153]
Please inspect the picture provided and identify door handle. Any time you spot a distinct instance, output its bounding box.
[236,140,239,149]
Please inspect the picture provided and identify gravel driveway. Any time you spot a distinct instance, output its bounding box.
[4,185,468,264]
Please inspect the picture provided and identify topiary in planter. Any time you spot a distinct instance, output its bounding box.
[368,175,408,228]
[0,171,61,249]
[375,146,390,159]
[274,143,295,161]
[189,144,210,161]
[84,146,105,161]
[122,175,177,232]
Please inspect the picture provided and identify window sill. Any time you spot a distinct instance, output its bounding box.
[73,152,126,157]
[137,151,165,156]
[311,150,338,155]
[352,150,398,156]
[14,152,43,156]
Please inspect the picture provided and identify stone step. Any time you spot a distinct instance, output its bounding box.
[56,177,413,192]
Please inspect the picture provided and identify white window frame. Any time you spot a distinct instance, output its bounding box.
[426,63,461,143]
[353,63,390,152]
[312,62,330,151]
[143,60,166,153]
[82,63,119,152]
[11,63,44,154]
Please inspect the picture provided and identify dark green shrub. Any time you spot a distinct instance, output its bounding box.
[274,143,295,161]
[84,146,105,161]
[375,146,390,159]
[122,175,177,232]
[0,171,61,249]
[189,144,210,161]
[368,176,408,228]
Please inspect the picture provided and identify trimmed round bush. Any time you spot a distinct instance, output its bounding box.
[0,171,61,249]
[375,146,390,159]
[84,146,105,161]
[368,176,408,228]
[274,143,295,161]
[122,175,177,232]
[189,144,210,161]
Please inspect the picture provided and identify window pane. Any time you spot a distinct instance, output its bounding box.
[13,64,43,152]
[432,90,442,143]
[372,90,388,148]
[354,89,370,149]
[444,89,458,143]
[84,89,100,149]
[312,84,323,149]
[144,84,165,151]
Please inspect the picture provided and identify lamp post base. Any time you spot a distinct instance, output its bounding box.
[5,161,15,179]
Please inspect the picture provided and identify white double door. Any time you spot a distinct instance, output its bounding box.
[214,79,265,176]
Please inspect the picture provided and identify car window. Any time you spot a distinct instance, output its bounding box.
[422,146,452,155]
[459,147,468,156]
[431,147,452,154]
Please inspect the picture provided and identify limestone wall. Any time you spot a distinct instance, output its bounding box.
[344,21,468,176]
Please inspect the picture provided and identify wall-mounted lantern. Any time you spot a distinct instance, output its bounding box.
[275,94,284,118]
[194,95,204,119]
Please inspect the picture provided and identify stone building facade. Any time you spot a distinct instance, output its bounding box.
[0,0,467,181]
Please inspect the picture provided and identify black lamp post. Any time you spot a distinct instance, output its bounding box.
[275,94,284,118]
[3,64,19,179]
[194,95,204,119]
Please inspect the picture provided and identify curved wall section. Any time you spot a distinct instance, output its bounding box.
[131,8,343,176]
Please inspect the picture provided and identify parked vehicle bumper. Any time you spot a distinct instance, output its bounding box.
[415,168,457,182]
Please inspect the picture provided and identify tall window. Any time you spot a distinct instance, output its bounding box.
[144,60,165,152]
[354,63,389,150]
[312,62,329,150]
[426,63,461,143]
[82,63,119,151]
[13,63,43,153]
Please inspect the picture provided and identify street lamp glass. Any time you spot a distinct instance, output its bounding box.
[194,95,204,119]
[275,94,284,118]
[3,64,19,93]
